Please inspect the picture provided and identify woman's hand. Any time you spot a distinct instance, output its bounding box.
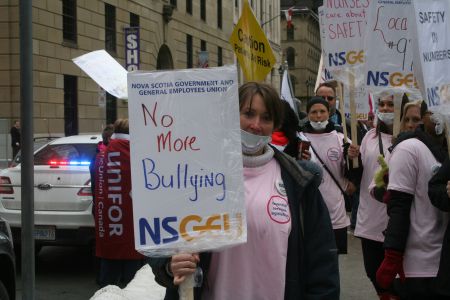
[300,149,311,160]
[447,180,450,198]
[170,253,200,285]
[347,144,360,160]
[345,181,357,196]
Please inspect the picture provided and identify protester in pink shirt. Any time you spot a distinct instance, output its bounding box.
[354,95,399,300]
[150,82,339,300]
[376,103,449,299]
[301,97,359,255]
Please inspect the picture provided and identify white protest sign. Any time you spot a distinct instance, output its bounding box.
[73,50,128,99]
[412,0,450,108]
[317,7,334,86]
[319,1,368,86]
[343,86,370,120]
[364,0,421,98]
[128,66,246,256]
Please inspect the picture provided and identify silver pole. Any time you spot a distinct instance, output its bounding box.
[20,0,35,299]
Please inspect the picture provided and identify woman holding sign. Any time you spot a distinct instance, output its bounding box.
[354,94,400,299]
[150,82,339,299]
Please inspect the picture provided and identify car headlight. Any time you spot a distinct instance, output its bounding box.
[0,217,13,246]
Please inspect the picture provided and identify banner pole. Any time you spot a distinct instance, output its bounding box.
[349,73,359,168]
[392,93,403,139]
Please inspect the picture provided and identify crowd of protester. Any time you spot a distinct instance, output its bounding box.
[90,80,449,300]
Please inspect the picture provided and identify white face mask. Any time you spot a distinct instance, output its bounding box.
[310,120,329,130]
[377,112,395,126]
[240,130,272,155]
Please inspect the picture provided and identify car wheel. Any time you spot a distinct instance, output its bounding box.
[0,280,10,300]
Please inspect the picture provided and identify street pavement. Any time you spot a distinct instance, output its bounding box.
[340,230,378,300]
[15,231,378,299]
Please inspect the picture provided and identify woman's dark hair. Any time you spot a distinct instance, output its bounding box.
[239,82,284,129]
[279,101,301,158]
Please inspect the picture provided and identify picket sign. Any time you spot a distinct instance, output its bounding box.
[348,73,359,168]
[411,0,450,108]
[128,66,247,258]
[337,82,348,143]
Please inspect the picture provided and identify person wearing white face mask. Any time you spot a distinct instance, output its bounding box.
[301,97,359,255]
[149,82,339,300]
[354,94,402,300]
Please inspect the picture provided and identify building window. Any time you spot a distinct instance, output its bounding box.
[130,13,139,27]
[64,75,78,136]
[217,0,222,29]
[235,0,238,8]
[287,24,294,41]
[200,0,206,21]
[218,46,223,66]
[187,34,193,68]
[286,47,295,68]
[201,40,206,51]
[170,0,177,7]
[62,0,77,43]
[105,3,116,52]
[186,0,192,14]
[106,93,117,125]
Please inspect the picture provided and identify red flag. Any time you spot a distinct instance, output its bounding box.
[284,7,294,29]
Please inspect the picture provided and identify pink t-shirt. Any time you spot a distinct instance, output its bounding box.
[388,138,448,277]
[304,131,350,229]
[203,158,291,300]
[355,129,391,242]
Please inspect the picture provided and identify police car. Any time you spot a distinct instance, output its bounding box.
[0,135,101,251]
[0,217,15,300]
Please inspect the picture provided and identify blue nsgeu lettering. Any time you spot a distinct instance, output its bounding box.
[139,213,236,245]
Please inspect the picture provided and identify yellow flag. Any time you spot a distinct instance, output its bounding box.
[229,2,276,82]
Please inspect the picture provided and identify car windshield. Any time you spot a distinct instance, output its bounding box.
[13,138,56,165]
[34,143,97,165]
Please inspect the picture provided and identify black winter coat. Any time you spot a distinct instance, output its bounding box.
[428,157,450,296]
[149,148,340,300]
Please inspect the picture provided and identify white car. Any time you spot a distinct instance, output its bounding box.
[0,135,101,250]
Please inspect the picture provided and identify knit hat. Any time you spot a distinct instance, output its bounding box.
[307,97,330,113]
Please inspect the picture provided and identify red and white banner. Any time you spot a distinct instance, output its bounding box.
[94,135,144,259]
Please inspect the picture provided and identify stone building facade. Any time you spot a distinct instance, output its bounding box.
[280,0,321,103]
[0,0,281,139]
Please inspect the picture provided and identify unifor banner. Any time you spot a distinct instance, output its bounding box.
[127,65,246,256]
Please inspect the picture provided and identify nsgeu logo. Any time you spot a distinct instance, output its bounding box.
[328,50,364,67]
[367,71,418,88]
[139,213,243,245]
